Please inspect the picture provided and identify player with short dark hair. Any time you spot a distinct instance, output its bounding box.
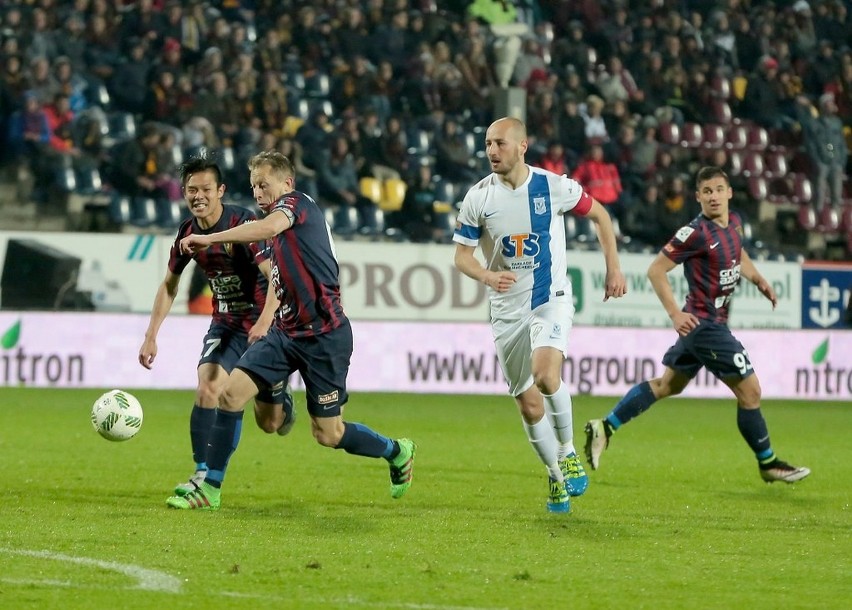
[139,156,294,499]
[585,166,810,484]
[168,151,415,510]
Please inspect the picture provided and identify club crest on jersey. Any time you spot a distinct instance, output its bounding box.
[224,242,233,256]
[533,196,546,215]
[674,226,694,243]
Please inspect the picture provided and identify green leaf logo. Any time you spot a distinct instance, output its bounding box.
[811,338,829,364]
[1,320,21,349]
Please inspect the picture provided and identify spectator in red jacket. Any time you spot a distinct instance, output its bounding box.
[572,143,624,221]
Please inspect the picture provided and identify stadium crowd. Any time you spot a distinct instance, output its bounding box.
[0,0,849,259]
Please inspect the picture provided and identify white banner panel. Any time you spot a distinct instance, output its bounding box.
[1,313,848,400]
[0,230,803,327]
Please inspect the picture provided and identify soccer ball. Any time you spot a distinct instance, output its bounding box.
[91,389,144,441]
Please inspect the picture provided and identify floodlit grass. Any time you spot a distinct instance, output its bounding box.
[0,387,849,609]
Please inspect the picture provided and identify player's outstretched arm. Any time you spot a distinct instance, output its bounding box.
[740,248,777,309]
[584,200,626,301]
[139,271,181,369]
[181,210,292,254]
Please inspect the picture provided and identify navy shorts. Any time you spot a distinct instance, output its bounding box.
[198,323,280,404]
[198,323,248,371]
[661,321,755,381]
[235,321,352,417]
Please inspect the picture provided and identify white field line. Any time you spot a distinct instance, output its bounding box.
[0,547,182,593]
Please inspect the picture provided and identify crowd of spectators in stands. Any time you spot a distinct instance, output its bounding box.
[0,0,849,259]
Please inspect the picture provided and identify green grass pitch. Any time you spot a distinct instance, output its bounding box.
[0,387,849,609]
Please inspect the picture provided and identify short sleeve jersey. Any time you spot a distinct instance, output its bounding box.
[661,211,745,324]
[168,204,267,332]
[453,165,593,319]
[266,191,347,337]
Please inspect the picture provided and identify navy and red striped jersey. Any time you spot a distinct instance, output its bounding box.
[168,204,268,332]
[661,211,745,324]
[266,191,346,337]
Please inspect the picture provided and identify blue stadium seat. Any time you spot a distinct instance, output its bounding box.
[107,112,136,142]
[332,206,359,237]
[108,195,131,224]
[156,199,183,229]
[358,206,385,237]
[130,197,157,227]
[74,167,103,195]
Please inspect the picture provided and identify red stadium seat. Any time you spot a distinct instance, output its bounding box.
[711,100,732,125]
[762,152,788,179]
[658,122,680,146]
[702,124,726,149]
[727,150,744,176]
[841,204,852,232]
[710,75,731,99]
[742,152,765,177]
[724,125,748,150]
[797,205,817,230]
[680,122,703,148]
[747,176,768,201]
[817,206,840,232]
[791,174,813,205]
[746,126,769,151]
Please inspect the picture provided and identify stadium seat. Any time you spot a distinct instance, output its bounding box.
[679,122,703,148]
[130,197,157,227]
[304,72,330,98]
[332,205,359,236]
[701,124,725,150]
[710,74,731,99]
[817,206,840,232]
[108,195,131,224]
[309,99,334,120]
[380,178,407,212]
[406,128,434,155]
[791,174,813,205]
[55,166,77,192]
[724,125,748,150]
[710,100,732,125]
[797,205,817,230]
[87,83,111,108]
[359,176,383,205]
[432,208,457,243]
[358,205,385,236]
[74,167,103,195]
[731,75,748,101]
[107,111,136,142]
[727,150,744,176]
[762,151,788,179]
[658,122,680,146]
[156,199,183,229]
[841,204,852,232]
[742,152,765,177]
[747,176,768,201]
[434,179,458,205]
[746,126,769,151]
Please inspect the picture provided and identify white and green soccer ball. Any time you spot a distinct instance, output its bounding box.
[91,389,144,441]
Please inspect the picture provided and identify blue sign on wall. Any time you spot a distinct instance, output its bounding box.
[801,265,852,329]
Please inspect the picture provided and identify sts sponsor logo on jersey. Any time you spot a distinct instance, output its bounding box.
[500,233,541,270]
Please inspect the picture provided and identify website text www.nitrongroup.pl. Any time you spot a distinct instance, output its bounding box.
[406,350,721,393]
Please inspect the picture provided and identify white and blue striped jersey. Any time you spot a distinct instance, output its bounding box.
[453,166,593,319]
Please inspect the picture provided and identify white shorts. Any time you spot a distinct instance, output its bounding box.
[492,294,574,397]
